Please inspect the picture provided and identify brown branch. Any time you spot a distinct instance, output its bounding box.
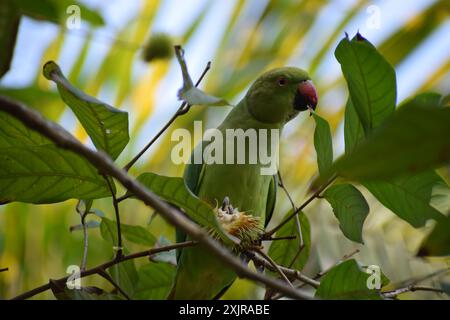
[11,241,196,300]
[1,96,311,300]
[253,248,294,289]
[103,175,123,258]
[0,268,8,273]
[250,253,319,288]
[123,60,211,172]
[262,235,297,242]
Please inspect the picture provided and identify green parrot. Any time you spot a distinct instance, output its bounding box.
[168,67,318,299]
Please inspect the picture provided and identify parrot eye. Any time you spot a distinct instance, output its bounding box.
[277,77,288,86]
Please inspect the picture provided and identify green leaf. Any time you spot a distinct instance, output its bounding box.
[174,46,230,107]
[315,259,382,300]
[43,61,129,160]
[335,104,450,181]
[150,236,177,265]
[99,218,138,297]
[134,262,176,299]
[323,184,369,244]
[0,1,20,78]
[100,217,156,247]
[418,215,450,257]
[0,86,65,119]
[69,220,100,232]
[133,172,233,244]
[268,211,310,271]
[51,284,124,300]
[0,110,111,203]
[15,0,104,26]
[363,171,445,227]
[344,99,364,154]
[417,212,450,257]
[399,92,443,109]
[312,113,333,177]
[335,33,396,135]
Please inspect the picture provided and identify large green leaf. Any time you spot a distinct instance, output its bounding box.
[0,1,20,78]
[43,61,129,160]
[134,262,176,300]
[418,215,450,257]
[363,171,445,228]
[0,86,64,119]
[335,33,396,135]
[344,99,364,154]
[323,184,369,244]
[133,172,233,244]
[312,113,333,177]
[0,110,110,203]
[268,211,310,271]
[315,259,382,300]
[335,105,450,180]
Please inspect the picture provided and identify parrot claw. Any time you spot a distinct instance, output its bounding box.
[221,196,235,215]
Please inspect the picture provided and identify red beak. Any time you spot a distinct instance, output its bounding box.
[297,80,318,110]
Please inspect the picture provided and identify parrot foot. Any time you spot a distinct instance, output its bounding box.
[214,197,263,249]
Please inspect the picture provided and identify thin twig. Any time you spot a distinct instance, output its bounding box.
[250,253,319,288]
[296,248,360,291]
[76,200,89,271]
[383,285,447,298]
[265,174,337,237]
[253,248,294,289]
[277,171,305,269]
[0,268,8,273]
[103,175,123,258]
[123,61,211,172]
[97,269,131,300]
[11,241,196,300]
[1,97,311,300]
[262,235,297,242]
[316,248,360,278]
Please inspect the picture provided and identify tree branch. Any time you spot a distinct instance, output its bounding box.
[250,253,320,288]
[103,175,123,258]
[11,241,196,300]
[123,60,211,172]
[252,248,294,289]
[1,96,311,300]
[383,285,447,298]
[76,200,90,271]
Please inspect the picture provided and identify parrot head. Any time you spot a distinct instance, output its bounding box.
[245,67,318,123]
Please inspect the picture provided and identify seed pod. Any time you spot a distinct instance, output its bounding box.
[142,33,174,63]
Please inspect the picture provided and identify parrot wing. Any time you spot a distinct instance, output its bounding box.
[176,142,207,260]
[265,174,278,227]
